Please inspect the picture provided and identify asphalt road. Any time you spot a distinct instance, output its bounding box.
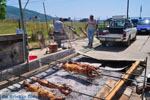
[75,35,150,75]
[80,36,150,61]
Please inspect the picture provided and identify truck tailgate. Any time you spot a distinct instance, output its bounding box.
[100,34,123,39]
[98,34,124,42]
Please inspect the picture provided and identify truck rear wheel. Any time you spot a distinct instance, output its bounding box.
[133,35,137,41]
[125,37,131,47]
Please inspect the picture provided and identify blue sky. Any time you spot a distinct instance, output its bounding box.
[7,0,150,19]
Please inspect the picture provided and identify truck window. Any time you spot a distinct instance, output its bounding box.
[110,20,125,27]
[138,19,150,25]
[125,21,132,28]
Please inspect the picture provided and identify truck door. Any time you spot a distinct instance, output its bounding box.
[125,21,134,39]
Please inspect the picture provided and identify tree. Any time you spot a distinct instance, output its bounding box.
[0,0,6,20]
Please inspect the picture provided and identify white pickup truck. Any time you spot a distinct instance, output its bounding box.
[96,16,137,46]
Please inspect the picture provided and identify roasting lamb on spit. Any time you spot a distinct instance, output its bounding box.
[32,78,72,95]
[57,61,100,77]
[22,80,66,100]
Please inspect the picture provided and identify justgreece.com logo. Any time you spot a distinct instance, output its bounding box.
[0,92,38,100]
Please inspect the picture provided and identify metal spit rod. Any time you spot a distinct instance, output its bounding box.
[20,75,106,100]
[98,67,145,78]
[13,61,145,84]
[1,74,105,100]
[48,61,144,83]
[73,90,106,100]
[100,73,138,83]
[18,74,104,100]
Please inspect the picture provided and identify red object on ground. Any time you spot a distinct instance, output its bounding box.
[29,56,37,61]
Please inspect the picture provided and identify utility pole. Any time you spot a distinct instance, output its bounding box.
[43,2,49,34]
[127,0,129,19]
[18,0,29,71]
[140,5,142,18]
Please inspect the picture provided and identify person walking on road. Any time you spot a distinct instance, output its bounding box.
[85,15,98,47]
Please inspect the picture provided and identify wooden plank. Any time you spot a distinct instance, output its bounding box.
[0,34,16,36]
[129,92,141,100]
[105,61,140,100]
[93,78,116,100]
[119,94,129,100]
[94,85,111,100]
[106,78,117,88]
[0,81,8,86]
[0,34,23,41]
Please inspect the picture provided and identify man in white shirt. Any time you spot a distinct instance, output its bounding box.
[54,18,65,33]
[85,15,98,47]
[54,18,65,48]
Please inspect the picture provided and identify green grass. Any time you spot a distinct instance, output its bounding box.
[0,20,87,38]
[0,20,19,34]
[0,20,108,49]
[0,20,54,41]
[0,20,107,42]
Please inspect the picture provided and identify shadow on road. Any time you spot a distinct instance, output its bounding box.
[93,41,136,52]
[137,32,150,36]
[82,45,91,49]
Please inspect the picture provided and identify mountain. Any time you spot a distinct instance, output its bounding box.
[6,6,55,21]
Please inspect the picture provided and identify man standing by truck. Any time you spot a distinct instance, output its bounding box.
[85,15,98,47]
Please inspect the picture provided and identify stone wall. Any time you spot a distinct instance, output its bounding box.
[0,34,24,70]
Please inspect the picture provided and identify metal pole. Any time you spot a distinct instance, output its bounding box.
[71,20,75,39]
[140,9,142,18]
[140,5,142,18]
[18,0,29,71]
[18,19,21,29]
[43,2,49,34]
[97,67,145,78]
[142,57,147,100]
[127,0,129,19]
[23,0,30,13]
[100,73,139,83]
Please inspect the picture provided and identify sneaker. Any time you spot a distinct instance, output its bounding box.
[90,44,93,47]
[88,43,90,46]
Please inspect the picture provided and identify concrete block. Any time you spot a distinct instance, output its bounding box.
[0,41,24,70]
[0,49,75,82]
